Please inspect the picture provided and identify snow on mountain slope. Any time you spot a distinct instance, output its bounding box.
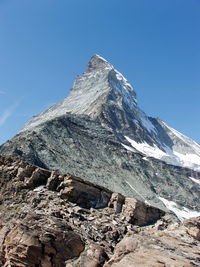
[124,127,200,172]
[189,176,200,185]
[20,55,200,173]
[158,197,200,221]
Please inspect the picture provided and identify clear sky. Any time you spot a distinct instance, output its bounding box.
[0,0,199,145]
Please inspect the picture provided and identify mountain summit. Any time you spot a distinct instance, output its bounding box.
[87,54,113,71]
[0,55,200,218]
[21,55,137,132]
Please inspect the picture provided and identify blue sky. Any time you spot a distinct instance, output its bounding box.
[0,0,200,144]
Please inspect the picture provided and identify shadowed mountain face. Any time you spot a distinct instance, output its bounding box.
[0,55,200,216]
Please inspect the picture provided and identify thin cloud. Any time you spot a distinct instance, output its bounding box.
[0,103,19,126]
[0,90,6,95]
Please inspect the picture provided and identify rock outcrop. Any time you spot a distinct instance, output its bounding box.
[0,220,84,267]
[0,155,200,266]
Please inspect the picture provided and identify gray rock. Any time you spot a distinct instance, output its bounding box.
[0,55,200,216]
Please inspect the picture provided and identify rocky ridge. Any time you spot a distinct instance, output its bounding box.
[0,155,200,267]
[0,55,200,217]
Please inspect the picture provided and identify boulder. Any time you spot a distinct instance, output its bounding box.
[184,216,200,241]
[0,219,84,267]
[59,175,111,209]
[122,197,165,226]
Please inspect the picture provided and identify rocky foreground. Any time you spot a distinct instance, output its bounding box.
[0,155,200,267]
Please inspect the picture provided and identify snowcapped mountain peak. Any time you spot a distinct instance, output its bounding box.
[18,55,200,174]
[87,55,113,72]
[86,55,136,99]
[21,55,138,132]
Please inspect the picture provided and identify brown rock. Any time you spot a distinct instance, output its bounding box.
[109,193,125,213]
[16,165,36,181]
[184,216,200,241]
[0,220,84,267]
[0,225,10,266]
[2,224,42,267]
[25,167,50,188]
[105,231,199,267]
[122,197,165,226]
[0,155,199,267]
[59,175,111,208]
[73,243,109,267]
[46,171,63,191]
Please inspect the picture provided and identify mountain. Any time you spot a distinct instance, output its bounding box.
[0,55,200,217]
[19,55,200,172]
[0,154,200,267]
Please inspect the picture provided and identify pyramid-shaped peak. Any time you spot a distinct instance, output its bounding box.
[21,55,137,132]
[87,55,113,72]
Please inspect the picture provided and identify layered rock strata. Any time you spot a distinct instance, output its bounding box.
[0,155,200,267]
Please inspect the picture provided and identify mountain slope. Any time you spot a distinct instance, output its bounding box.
[21,55,200,172]
[0,55,200,216]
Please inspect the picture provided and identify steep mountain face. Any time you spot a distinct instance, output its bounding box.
[0,55,200,217]
[19,55,200,172]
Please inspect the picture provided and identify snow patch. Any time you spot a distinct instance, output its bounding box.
[33,185,45,192]
[121,143,135,152]
[158,197,200,221]
[94,54,110,63]
[139,111,157,134]
[124,136,200,171]
[133,119,139,126]
[189,177,200,185]
[125,136,166,158]
[115,70,134,91]
[110,69,137,109]
[163,121,200,147]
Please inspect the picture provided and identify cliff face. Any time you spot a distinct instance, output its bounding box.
[0,55,200,216]
[0,155,200,267]
[18,55,200,173]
